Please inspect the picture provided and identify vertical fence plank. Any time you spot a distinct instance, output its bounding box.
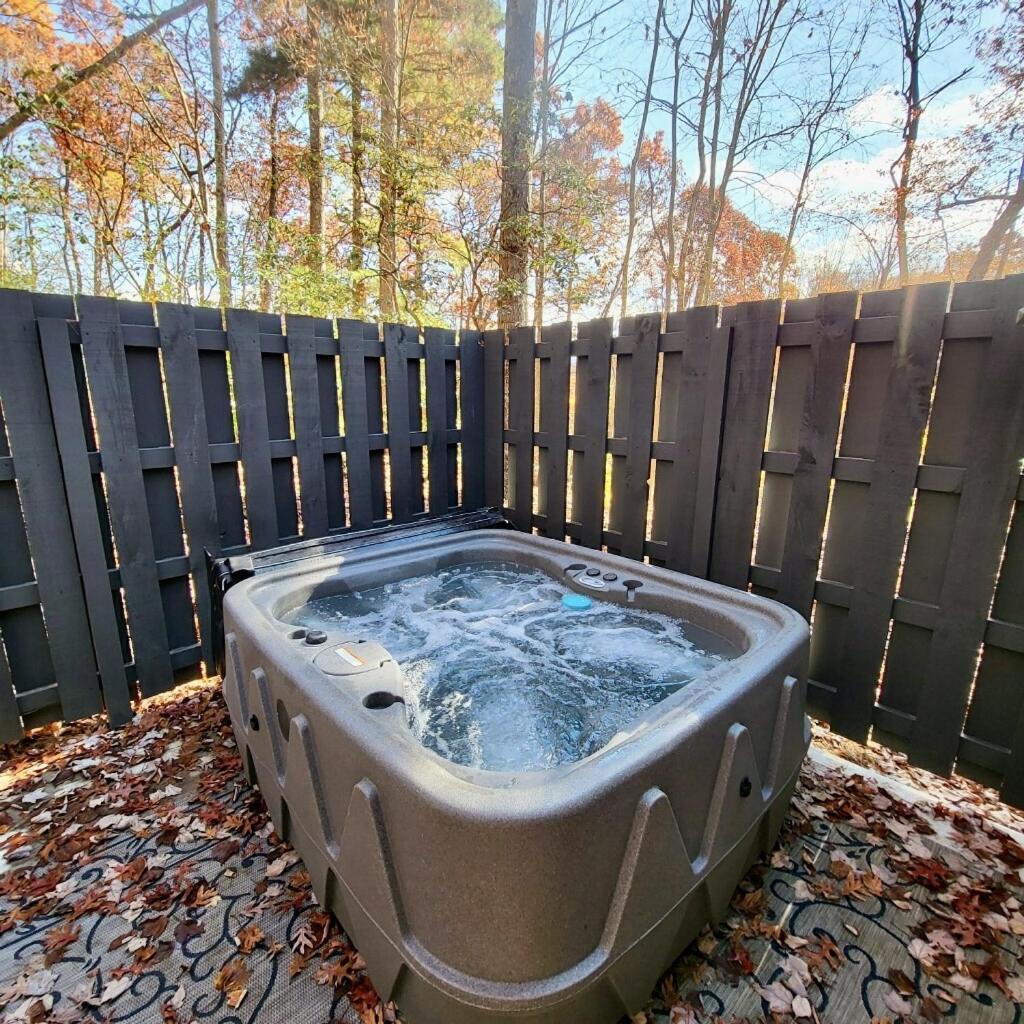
[709,299,781,589]
[775,291,858,617]
[315,321,346,531]
[655,306,722,575]
[690,322,731,578]
[910,275,1024,775]
[829,282,949,740]
[77,295,174,696]
[286,313,330,539]
[617,314,660,561]
[507,326,536,532]
[383,323,415,522]
[260,315,299,541]
[0,291,103,721]
[38,317,133,724]
[226,307,278,550]
[0,639,21,742]
[571,318,612,550]
[970,480,1024,804]
[537,321,570,540]
[459,329,485,510]
[424,327,452,514]
[157,302,221,670]
[482,329,505,508]
[339,319,374,529]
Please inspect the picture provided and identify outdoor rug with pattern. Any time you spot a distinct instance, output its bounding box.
[0,680,1022,1024]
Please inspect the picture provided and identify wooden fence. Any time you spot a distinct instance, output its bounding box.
[0,290,483,738]
[0,278,1022,804]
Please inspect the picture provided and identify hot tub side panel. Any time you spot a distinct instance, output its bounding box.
[222,589,810,1024]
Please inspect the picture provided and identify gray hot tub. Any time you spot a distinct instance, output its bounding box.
[220,521,810,1023]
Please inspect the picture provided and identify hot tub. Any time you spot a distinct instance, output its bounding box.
[219,515,810,1024]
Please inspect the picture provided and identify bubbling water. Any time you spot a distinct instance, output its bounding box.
[284,561,737,772]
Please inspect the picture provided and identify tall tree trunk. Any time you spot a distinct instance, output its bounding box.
[777,132,816,296]
[969,159,1024,280]
[533,0,553,329]
[262,89,281,312]
[92,221,103,294]
[379,0,400,318]
[207,0,231,306]
[59,165,83,293]
[497,0,538,329]
[307,6,324,274]
[665,35,681,312]
[608,0,664,319]
[893,1,923,286]
[142,200,156,297]
[350,67,367,316]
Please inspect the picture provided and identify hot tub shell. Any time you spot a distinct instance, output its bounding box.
[220,523,810,1024]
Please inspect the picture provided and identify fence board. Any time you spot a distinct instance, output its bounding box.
[709,300,781,589]
[286,313,330,538]
[775,291,858,617]
[508,326,535,531]
[653,306,723,575]
[383,323,416,522]
[38,317,133,725]
[0,291,103,722]
[339,319,375,529]
[260,318,299,540]
[570,318,612,550]
[829,283,949,740]
[459,330,485,511]
[77,295,174,696]
[537,322,570,540]
[226,308,278,549]
[615,314,660,561]
[482,329,505,508]
[157,303,221,670]
[424,327,452,514]
[0,638,21,742]
[910,275,1024,776]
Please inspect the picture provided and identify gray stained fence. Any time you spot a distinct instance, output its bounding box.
[0,278,1022,805]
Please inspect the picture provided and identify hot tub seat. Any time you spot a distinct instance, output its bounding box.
[222,529,810,1024]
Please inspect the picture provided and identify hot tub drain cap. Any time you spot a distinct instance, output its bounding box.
[561,593,593,611]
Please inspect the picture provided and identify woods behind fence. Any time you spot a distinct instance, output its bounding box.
[0,278,1022,805]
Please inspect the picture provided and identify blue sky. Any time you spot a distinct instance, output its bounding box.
[556,0,1010,277]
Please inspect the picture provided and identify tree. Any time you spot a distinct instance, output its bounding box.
[207,0,230,305]
[378,0,400,317]
[497,0,538,328]
[887,0,970,285]
[306,3,324,273]
[604,0,665,319]
[775,13,869,295]
[229,46,299,310]
[0,0,205,144]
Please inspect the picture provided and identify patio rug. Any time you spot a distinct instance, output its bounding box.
[0,680,1021,1024]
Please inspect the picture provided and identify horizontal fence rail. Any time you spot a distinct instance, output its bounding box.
[0,278,1022,807]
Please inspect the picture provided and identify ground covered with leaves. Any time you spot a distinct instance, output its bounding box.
[0,681,1021,1024]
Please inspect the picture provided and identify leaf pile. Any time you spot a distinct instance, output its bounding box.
[0,680,393,1024]
[0,681,1021,1024]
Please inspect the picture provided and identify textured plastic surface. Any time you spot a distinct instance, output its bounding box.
[222,530,810,1023]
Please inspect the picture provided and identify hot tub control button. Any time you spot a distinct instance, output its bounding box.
[602,572,617,582]
[585,567,601,577]
[304,630,328,646]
